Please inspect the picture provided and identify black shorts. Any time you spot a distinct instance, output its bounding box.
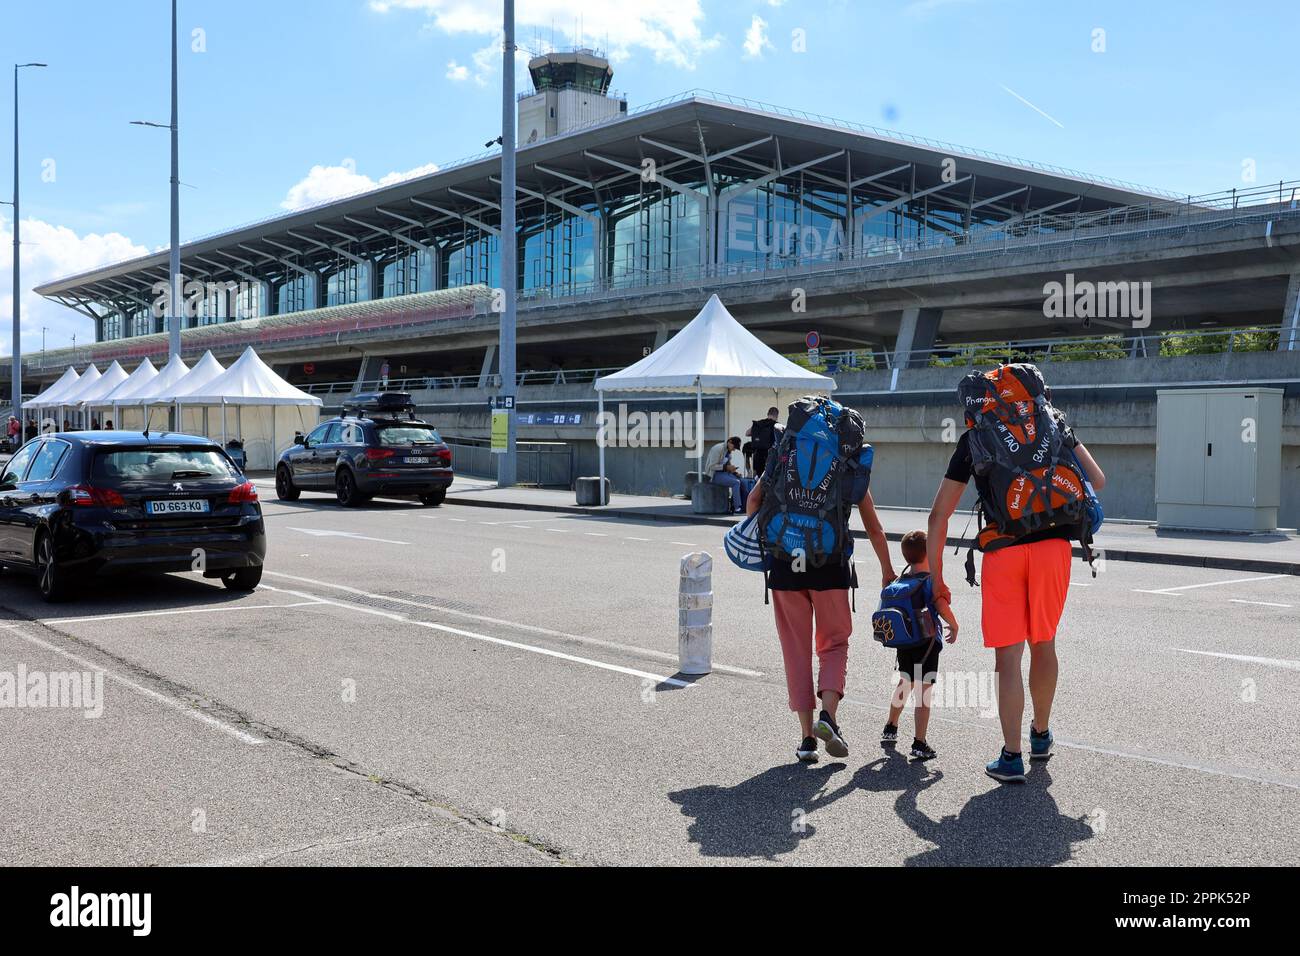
[896,640,941,684]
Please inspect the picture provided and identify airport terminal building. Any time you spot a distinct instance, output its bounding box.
[25,52,1300,524]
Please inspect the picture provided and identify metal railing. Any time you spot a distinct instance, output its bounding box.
[444,436,574,488]
[302,366,625,397]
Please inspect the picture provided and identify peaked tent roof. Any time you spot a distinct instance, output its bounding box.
[25,366,82,409]
[103,358,158,404]
[77,361,131,405]
[180,347,323,406]
[593,294,836,393]
[52,364,103,407]
[126,353,191,405]
[161,351,227,402]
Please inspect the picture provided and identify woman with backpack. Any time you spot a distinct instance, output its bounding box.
[744,396,896,764]
[926,364,1106,784]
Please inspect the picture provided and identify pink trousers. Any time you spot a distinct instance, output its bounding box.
[771,588,852,712]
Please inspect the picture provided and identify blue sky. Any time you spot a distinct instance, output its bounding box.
[3,0,1299,352]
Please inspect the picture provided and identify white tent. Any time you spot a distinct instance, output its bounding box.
[47,364,102,430]
[24,366,81,421]
[593,294,836,492]
[117,353,190,431]
[173,347,323,469]
[100,358,158,428]
[152,351,227,439]
[75,360,130,428]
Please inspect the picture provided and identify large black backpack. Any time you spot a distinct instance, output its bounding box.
[749,418,778,451]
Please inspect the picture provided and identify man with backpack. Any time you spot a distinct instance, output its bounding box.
[926,364,1106,783]
[745,395,896,764]
[745,407,783,478]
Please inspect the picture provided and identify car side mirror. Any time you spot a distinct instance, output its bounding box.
[295,435,308,446]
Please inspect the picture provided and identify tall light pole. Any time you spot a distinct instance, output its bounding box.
[131,0,181,360]
[9,62,46,421]
[496,0,517,487]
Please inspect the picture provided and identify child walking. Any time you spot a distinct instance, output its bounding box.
[881,530,958,760]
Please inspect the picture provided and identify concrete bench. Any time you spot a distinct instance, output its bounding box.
[691,481,732,515]
[683,471,702,498]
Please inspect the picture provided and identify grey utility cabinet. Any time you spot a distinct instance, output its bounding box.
[1155,387,1283,532]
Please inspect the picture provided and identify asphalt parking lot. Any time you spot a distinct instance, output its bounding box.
[2,481,1298,866]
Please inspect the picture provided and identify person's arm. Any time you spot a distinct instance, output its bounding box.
[927,478,965,605]
[745,477,764,516]
[857,490,897,587]
[1073,441,1106,491]
[935,596,959,643]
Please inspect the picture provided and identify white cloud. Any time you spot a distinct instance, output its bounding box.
[743,15,774,59]
[369,0,721,71]
[446,60,470,81]
[279,159,441,211]
[0,215,149,356]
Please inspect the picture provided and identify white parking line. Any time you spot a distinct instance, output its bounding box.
[260,569,764,678]
[1170,647,1300,671]
[1229,599,1293,608]
[260,584,696,688]
[45,602,322,626]
[1133,573,1287,595]
[287,527,410,545]
[4,628,264,745]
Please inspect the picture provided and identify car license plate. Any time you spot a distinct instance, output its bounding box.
[147,499,210,515]
[405,456,430,465]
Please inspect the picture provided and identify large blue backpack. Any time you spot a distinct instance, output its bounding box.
[871,572,940,649]
[756,396,871,572]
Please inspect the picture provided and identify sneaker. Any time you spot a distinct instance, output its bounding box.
[881,722,899,744]
[813,710,849,758]
[910,738,937,761]
[796,736,819,763]
[1030,725,1054,761]
[985,748,1027,783]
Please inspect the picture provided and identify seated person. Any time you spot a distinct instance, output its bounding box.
[705,436,747,513]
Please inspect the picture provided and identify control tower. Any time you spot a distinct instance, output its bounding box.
[517,49,627,145]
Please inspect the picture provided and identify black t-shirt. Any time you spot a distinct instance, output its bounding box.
[945,431,1075,546]
[767,555,855,591]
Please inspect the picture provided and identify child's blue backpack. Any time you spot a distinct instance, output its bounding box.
[871,571,940,649]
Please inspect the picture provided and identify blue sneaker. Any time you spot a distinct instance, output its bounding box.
[985,748,1027,783]
[1029,725,1054,761]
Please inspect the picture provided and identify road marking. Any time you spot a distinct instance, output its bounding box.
[1229,599,1293,608]
[1171,647,1300,671]
[625,537,650,542]
[45,602,322,625]
[584,532,607,537]
[260,584,696,688]
[545,528,570,533]
[260,570,764,678]
[3,627,264,745]
[1133,573,1287,595]
[671,542,698,547]
[287,527,410,545]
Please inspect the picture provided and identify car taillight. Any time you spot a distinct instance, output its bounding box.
[69,485,126,507]
[436,448,452,464]
[228,480,259,504]
[365,448,395,461]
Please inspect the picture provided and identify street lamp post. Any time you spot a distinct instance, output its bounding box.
[131,0,181,360]
[9,61,46,422]
[497,0,517,487]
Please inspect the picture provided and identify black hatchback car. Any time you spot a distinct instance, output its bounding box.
[275,392,453,507]
[0,431,266,602]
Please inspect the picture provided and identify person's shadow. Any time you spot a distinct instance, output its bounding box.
[894,763,1095,866]
[667,762,852,861]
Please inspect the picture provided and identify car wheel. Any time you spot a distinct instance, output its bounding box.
[35,532,70,603]
[419,489,446,506]
[276,466,300,501]
[221,565,263,591]
[335,469,365,507]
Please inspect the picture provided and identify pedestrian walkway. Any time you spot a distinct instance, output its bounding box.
[447,476,1300,575]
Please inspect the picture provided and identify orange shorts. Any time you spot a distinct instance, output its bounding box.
[980,537,1072,648]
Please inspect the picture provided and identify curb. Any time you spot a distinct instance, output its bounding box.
[444,494,1300,577]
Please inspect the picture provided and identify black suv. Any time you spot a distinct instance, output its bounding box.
[275,393,453,507]
[0,431,266,602]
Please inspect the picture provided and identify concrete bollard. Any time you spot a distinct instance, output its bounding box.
[678,551,713,675]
